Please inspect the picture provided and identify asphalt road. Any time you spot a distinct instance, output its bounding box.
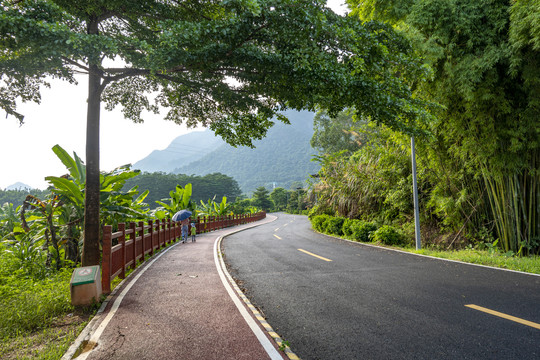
[222,213,540,360]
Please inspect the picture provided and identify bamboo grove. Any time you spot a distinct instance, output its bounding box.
[309,1,539,255]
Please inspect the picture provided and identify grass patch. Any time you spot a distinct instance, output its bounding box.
[340,234,540,275]
[412,248,540,275]
[0,313,90,360]
[0,238,179,360]
[0,266,95,360]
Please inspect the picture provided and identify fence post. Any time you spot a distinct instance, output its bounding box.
[157,219,161,248]
[161,219,166,248]
[130,222,137,269]
[102,225,112,294]
[165,218,169,244]
[167,218,172,244]
[148,220,154,256]
[119,223,126,280]
[139,221,145,262]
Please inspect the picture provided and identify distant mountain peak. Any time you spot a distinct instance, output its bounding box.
[5,182,32,191]
[133,110,320,193]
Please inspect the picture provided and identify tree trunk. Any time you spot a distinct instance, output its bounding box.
[82,18,102,266]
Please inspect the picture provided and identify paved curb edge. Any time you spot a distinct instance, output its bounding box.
[216,215,301,360]
[62,240,182,359]
[319,230,540,278]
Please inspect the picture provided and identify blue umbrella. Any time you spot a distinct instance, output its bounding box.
[172,209,192,222]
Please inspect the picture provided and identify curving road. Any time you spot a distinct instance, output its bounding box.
[222,213,540,360]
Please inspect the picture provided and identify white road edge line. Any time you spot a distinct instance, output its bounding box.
[329,233,540,278]
[214,235,284,360]
[63,215,279,360]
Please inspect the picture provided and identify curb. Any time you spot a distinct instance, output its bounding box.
[61,215,295,360]
[217,233,300,360]
[61,240,182,359]
[320,231,540,278]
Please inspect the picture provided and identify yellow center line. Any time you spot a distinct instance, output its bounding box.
[273,234,282,240]
[465,304,540,330]
[298,249,332,262]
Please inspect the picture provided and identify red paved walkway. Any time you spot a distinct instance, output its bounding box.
[65,216,285,360]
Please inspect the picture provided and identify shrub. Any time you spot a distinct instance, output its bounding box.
[342,218,355,236]
[311,214,330,232]
[350,220,377,242]
[325,217,345,235]
[307,204,334,220]
[370,225,405,246]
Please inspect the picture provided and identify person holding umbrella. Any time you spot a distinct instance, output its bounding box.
[172,209,192,243]
[181,219,189,243]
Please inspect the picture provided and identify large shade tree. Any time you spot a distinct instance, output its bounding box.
[1,0,428,265]
[348,0,540,253]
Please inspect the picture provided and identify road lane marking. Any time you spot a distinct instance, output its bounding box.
[275,227,280,231]
[273,234,282,240]
[298,249,332,262]
[465,304,540,330]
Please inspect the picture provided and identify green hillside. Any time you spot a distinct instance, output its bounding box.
[133,111,320,194]
[133,130,224,173]
[174,110,320,194]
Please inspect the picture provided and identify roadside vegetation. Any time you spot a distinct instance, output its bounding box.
[308,212,540,275]
[0,145,269,359]
[306,0,539,262]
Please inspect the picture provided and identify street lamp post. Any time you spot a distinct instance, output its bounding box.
[411,136,421,250]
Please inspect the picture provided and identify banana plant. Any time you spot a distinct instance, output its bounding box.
[213,196,232,216]
[0,202,20,239]
[47,146,150,226]
[21,195,64,270]
[198,196,216,217]
[155,183,193,218]
[99,165,150,227]
[45,145,152,265]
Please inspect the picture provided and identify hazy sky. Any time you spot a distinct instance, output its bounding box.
[0,1,348,190]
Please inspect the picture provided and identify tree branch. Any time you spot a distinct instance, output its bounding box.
[61,57,90,73]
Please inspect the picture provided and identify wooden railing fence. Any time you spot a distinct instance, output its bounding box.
[101,212,266,293]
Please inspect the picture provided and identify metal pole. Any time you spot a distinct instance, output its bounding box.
[411,136,421,250]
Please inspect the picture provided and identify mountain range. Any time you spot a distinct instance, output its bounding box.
[133,110,320,194]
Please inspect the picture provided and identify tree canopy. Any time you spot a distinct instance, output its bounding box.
[123,172,242,208]
[345,0,540,254]
[311,110,368,155]
[251,186,272,211]
[1,0,429,265]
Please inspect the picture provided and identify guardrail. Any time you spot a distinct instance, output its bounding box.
[101,212,266,293]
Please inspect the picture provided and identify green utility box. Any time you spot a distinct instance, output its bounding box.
[70,265,102,306]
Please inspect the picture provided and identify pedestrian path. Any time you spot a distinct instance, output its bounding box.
[63,215,285,360]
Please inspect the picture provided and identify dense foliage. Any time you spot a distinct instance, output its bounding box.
[311,110,366,155]
[0,188,50,209]
[310,0,540,255]
[123,172,242,209]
